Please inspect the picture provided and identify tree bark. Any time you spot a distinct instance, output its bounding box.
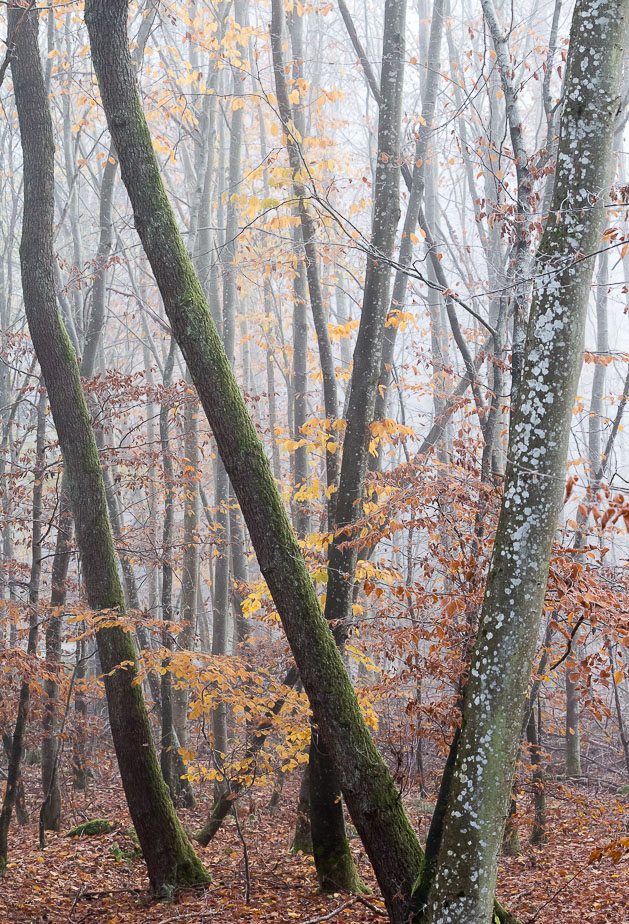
[372,0,445,451]
[85,2,423,918]
[0,392,45,871]
[9,4,209,894]
[40,490,73,831]
[422,3,628,920]
[527,706,546,845]
[270,0,339,508]
[308,0,406,893]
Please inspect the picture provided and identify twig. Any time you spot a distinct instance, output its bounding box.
[354,895,388,917]
[74,886,144,901]
[525,863,588,923]
[67,885,85,921]
[156,917,216,923]
[232,802,251,905]
[549,615,585,671]
[301,898,357,924]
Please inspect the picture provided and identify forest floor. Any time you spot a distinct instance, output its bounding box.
[0,762,627,923]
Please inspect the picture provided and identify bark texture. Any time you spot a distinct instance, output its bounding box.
[308,0,406,892]
[85,2,422,918]
[421,2,628,920]
[10,4,209,895]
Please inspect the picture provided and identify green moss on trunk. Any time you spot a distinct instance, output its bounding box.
[309,739,367,893]
[10,4,209,896]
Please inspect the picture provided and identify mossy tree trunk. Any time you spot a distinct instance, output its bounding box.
[286,7,309,537]
[421,3,628,920]
[85,2,423,919]
[41,2,157,830]
[290,762,313,855]
[9,4,209,895]
[308,736,366,894]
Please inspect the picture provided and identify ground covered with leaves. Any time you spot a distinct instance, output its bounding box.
[0,764,627,923]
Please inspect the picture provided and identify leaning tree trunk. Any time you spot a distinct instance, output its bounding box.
[85,2,423,919]
[421,2,628,921]
[8,3,209,896]
[40,0,157,831]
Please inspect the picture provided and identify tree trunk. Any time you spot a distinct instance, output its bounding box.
[609,642,629,777]
[85,2,423,918]
[9,4,209,894]
[527,706,546,845]
[270,0,339,508]
[372,0,445,449]
[158,339,193,808]
[290,762,313,855]
[422,3,628,920]
[172,375,199,748]
[40,489,73,832]
[308,0,406,892]
[0,392,45,871]
[565,652,583,778]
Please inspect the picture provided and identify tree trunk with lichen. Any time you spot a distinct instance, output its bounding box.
[420,3,628,920]
[9,4,209,896]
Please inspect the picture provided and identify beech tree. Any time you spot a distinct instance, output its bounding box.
[421,1,629,920]
[85,1,424,918]
[7,1,210,895]
[272,0,407,892]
